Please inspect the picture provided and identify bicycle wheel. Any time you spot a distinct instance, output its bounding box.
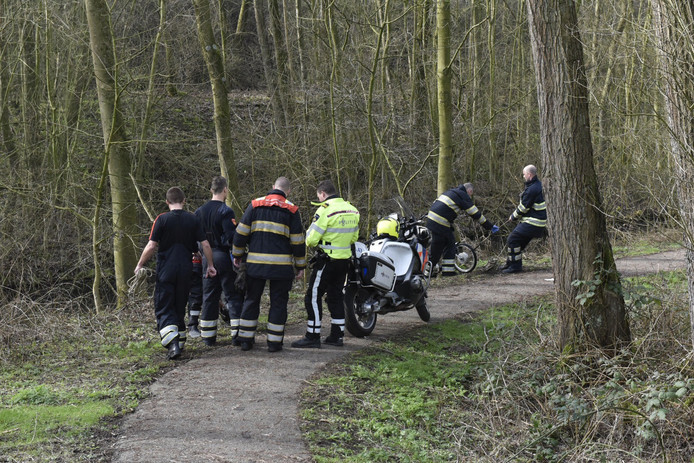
[454,242,477,273]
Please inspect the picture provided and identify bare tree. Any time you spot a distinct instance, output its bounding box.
[651,0,694,350]
[84,0,139,307]
[436,0,453,194]
[526,0,630,352]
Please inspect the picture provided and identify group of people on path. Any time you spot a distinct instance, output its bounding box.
[135,165,546,360]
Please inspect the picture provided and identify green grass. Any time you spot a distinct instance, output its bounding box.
[299,270,694,463]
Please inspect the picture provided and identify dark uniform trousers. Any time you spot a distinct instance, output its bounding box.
[506,222,546,270]
[187,256,202,327]
[154,245,191,348]
[304,258,349,338]
[429,228,456,275]
[200,248,244,341]
[238,276,293,348]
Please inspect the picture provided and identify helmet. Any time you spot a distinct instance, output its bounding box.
[376,217,399,239]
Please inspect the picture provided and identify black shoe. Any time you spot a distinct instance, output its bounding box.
[240,340,254,351]
[502,266,522,274]
[442,271,457,277]
[267,343,283,353]
[231,334,241,346]
[291,336,321,349]
[202,337,216,346]
[167,341,181,360]
[323,336,343,347]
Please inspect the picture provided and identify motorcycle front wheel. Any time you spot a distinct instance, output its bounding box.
[344,284,378,337]
[415,294,430,322]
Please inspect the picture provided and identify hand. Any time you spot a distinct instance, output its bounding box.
[233,257,242,268]
[295,269,305,280]
[491,225,499,234]
[205,265,217,278]
[507,215,514,222]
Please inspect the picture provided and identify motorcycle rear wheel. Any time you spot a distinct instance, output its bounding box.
[415,295,430,322]
[454,243,477,273]
[344,284,378,337]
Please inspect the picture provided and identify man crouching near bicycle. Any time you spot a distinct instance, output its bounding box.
[425,183,499,276]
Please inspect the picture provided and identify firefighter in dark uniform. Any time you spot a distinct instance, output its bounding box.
[195,176,244,346]
[186,251,203,338]
[291,180,360,349]
[135,187,217,360]
[426,183,499,275]
[232,177,306,352]
[503,165,547,273]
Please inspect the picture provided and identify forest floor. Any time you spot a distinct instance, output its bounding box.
[109,249,686,463]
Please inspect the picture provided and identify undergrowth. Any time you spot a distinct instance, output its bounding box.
[299,270,694,462]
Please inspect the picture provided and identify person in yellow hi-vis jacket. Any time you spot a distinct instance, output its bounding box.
[292,180,360,348]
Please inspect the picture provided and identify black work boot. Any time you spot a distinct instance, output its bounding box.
[167,340,182,360]
[323,335,343,346]
[291,334,321,349]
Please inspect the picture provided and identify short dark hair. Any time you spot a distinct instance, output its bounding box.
[210,176,228,194]
[166,187,185,204]
[317,180,337,196]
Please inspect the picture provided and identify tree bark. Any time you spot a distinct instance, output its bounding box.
[192,0,242,214]
[650,0,694,350]
[526,0,630,352]
[84,0,139,307]
[436,0,453,195]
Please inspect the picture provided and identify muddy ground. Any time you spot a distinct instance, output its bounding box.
[110,250,685,463]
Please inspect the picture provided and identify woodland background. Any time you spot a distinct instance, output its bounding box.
[0,0,679,309]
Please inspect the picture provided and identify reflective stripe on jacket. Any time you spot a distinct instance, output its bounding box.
[426,186,492,235]
[305,196,360,259]
[511,177,547,227]
[232,190,306,279]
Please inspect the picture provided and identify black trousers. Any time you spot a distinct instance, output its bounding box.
[187,257,202,326]
[506,222,546,269]
[154,245,191,347]
[238,276,293,347]
[303,258,349,338]
[200,248,244,340]
[429,228,456,274]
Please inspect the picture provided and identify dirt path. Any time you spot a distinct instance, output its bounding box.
[111,250,685,463]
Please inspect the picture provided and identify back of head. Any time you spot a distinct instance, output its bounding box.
[317,179,337,196]
[210,176,228,195]
[463,182,474,196]
[524,165,538,176]
[166,187,185,205]
[273,176,291,194]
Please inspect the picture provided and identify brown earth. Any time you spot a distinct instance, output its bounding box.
[110,249,686,463]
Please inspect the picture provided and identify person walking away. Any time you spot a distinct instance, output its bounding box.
[291,180,360,349]
[426,183,499,275]
[186,251,203,338]
[231,177,306,352]
[195,176,244,346]
[502,165,547,273]
[134,187,217,360]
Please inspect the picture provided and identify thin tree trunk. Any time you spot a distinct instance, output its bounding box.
[268,0,292,126]
[526,0,629,352]
[436,0,453,195]
[84,0,139,308]
[192,0,242,214]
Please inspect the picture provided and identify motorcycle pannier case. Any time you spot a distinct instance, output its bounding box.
[358,251,396,291]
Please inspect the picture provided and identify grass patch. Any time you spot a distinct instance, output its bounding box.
[299,270,694,462]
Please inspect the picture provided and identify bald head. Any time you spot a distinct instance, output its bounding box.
[273,176,291,194]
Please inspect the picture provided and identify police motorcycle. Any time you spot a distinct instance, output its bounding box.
[344,198,433,337]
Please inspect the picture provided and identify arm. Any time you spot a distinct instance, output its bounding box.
[200,240,217,278]
[135,240,158,274]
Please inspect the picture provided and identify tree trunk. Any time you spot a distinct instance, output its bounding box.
[84,0,139,308]
[436,0,453,195]
[526,0,630,352]
[253,0,283,128]
[267,0,292,126]
[650,0,694,350]
[192,0,242,215]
